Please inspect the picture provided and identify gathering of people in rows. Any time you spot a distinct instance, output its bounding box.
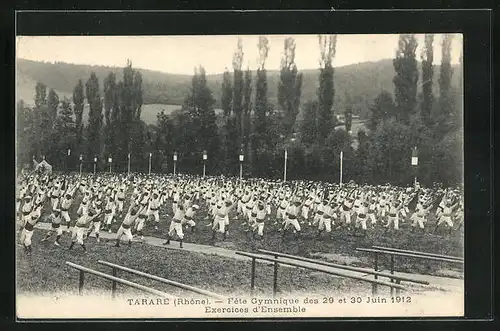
[16,170,464,256]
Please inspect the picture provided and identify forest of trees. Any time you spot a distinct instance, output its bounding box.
[17,34,463,187]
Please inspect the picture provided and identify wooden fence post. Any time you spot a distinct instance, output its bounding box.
[78,270,85,295]
[250,257,256,295]
[112,267,118,299]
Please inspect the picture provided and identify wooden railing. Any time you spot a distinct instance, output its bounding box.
[257,249,429,296]
[65,261,176,299]
[235,251,407,297]
[97,260,225,300]
[356,246,464,279]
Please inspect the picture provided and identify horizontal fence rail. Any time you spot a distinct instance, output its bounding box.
[65,261,176,299]
[371,245,464,262]
[356,248,464,264]
[257,249,429,286]
[235,251,406,297]
[97,260,226,300]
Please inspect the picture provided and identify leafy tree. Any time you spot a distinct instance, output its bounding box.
[155,109,175,171]
[344,92,353,133]
[317,35,337,143]
[299,100,318,146]
[322,129,352,182]
[420,34,434,126]
[354,129,372,183]
[221,69,233,118]
[47,89,59,124]
[393,34,419,124]
[367,90,396,132]
[16,100,36,168]
[367,118,413,184]
[51,99,77,170]
[278,37,303,136]
[182,66,221,174]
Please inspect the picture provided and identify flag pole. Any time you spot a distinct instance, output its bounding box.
[340,151,343,188]
[148,153,152,175]
[283,148,288,182]
[127,153,131,176]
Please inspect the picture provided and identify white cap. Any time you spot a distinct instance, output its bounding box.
[192,204,200,210]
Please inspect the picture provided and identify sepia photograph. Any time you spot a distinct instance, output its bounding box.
[15,33,465,319]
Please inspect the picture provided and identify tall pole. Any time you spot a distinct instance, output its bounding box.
[173,152,177,176]
[108,156,112,173]
[93,157,97,175]
[239,154,243,183]
[239,146,244,183]
[411,146,418,188]
[66,149,71,173]
[340,151,343,187]
[127,153,131,176]
[202,150,207,178]
[148,153,152,175]
[79,155,82,176]
[283,148,288,182]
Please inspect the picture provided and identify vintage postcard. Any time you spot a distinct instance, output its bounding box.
[15,33,464,319]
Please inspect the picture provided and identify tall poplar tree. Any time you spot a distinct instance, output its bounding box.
[85,72,103,162]
[232,38,244,145]
[72,79,85,160]
[438,34,454,130]
[103,72,117,158]
[393,34,419,124]
[46,88,60,161]
[221,68,234,172]
[34,82,49,158]
[278,37,303,136]
[242,67,253,168]
[420,34,434,126]
[254,36,270,175]
[317,35,337,143]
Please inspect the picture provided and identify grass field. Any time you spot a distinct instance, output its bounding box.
[17,230,386,298]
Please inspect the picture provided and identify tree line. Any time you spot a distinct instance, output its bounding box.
[17,34,463,186]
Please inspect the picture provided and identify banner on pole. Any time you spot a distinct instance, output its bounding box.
[67,149,71,156]
[108,157,112,163]
[411,147,418,166]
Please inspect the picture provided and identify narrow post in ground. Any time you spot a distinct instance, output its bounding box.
[78,270,85,295]
[112,267,117,299]
[273,261,278,297]
[250,257,256,295]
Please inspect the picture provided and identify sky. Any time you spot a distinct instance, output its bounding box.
[16,34,463,75]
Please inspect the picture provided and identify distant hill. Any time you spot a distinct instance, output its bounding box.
[16,58,460,120]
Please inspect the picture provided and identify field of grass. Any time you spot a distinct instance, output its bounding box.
[17,230,384,298]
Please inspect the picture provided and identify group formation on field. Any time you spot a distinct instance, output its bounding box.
[17,172,464,256]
